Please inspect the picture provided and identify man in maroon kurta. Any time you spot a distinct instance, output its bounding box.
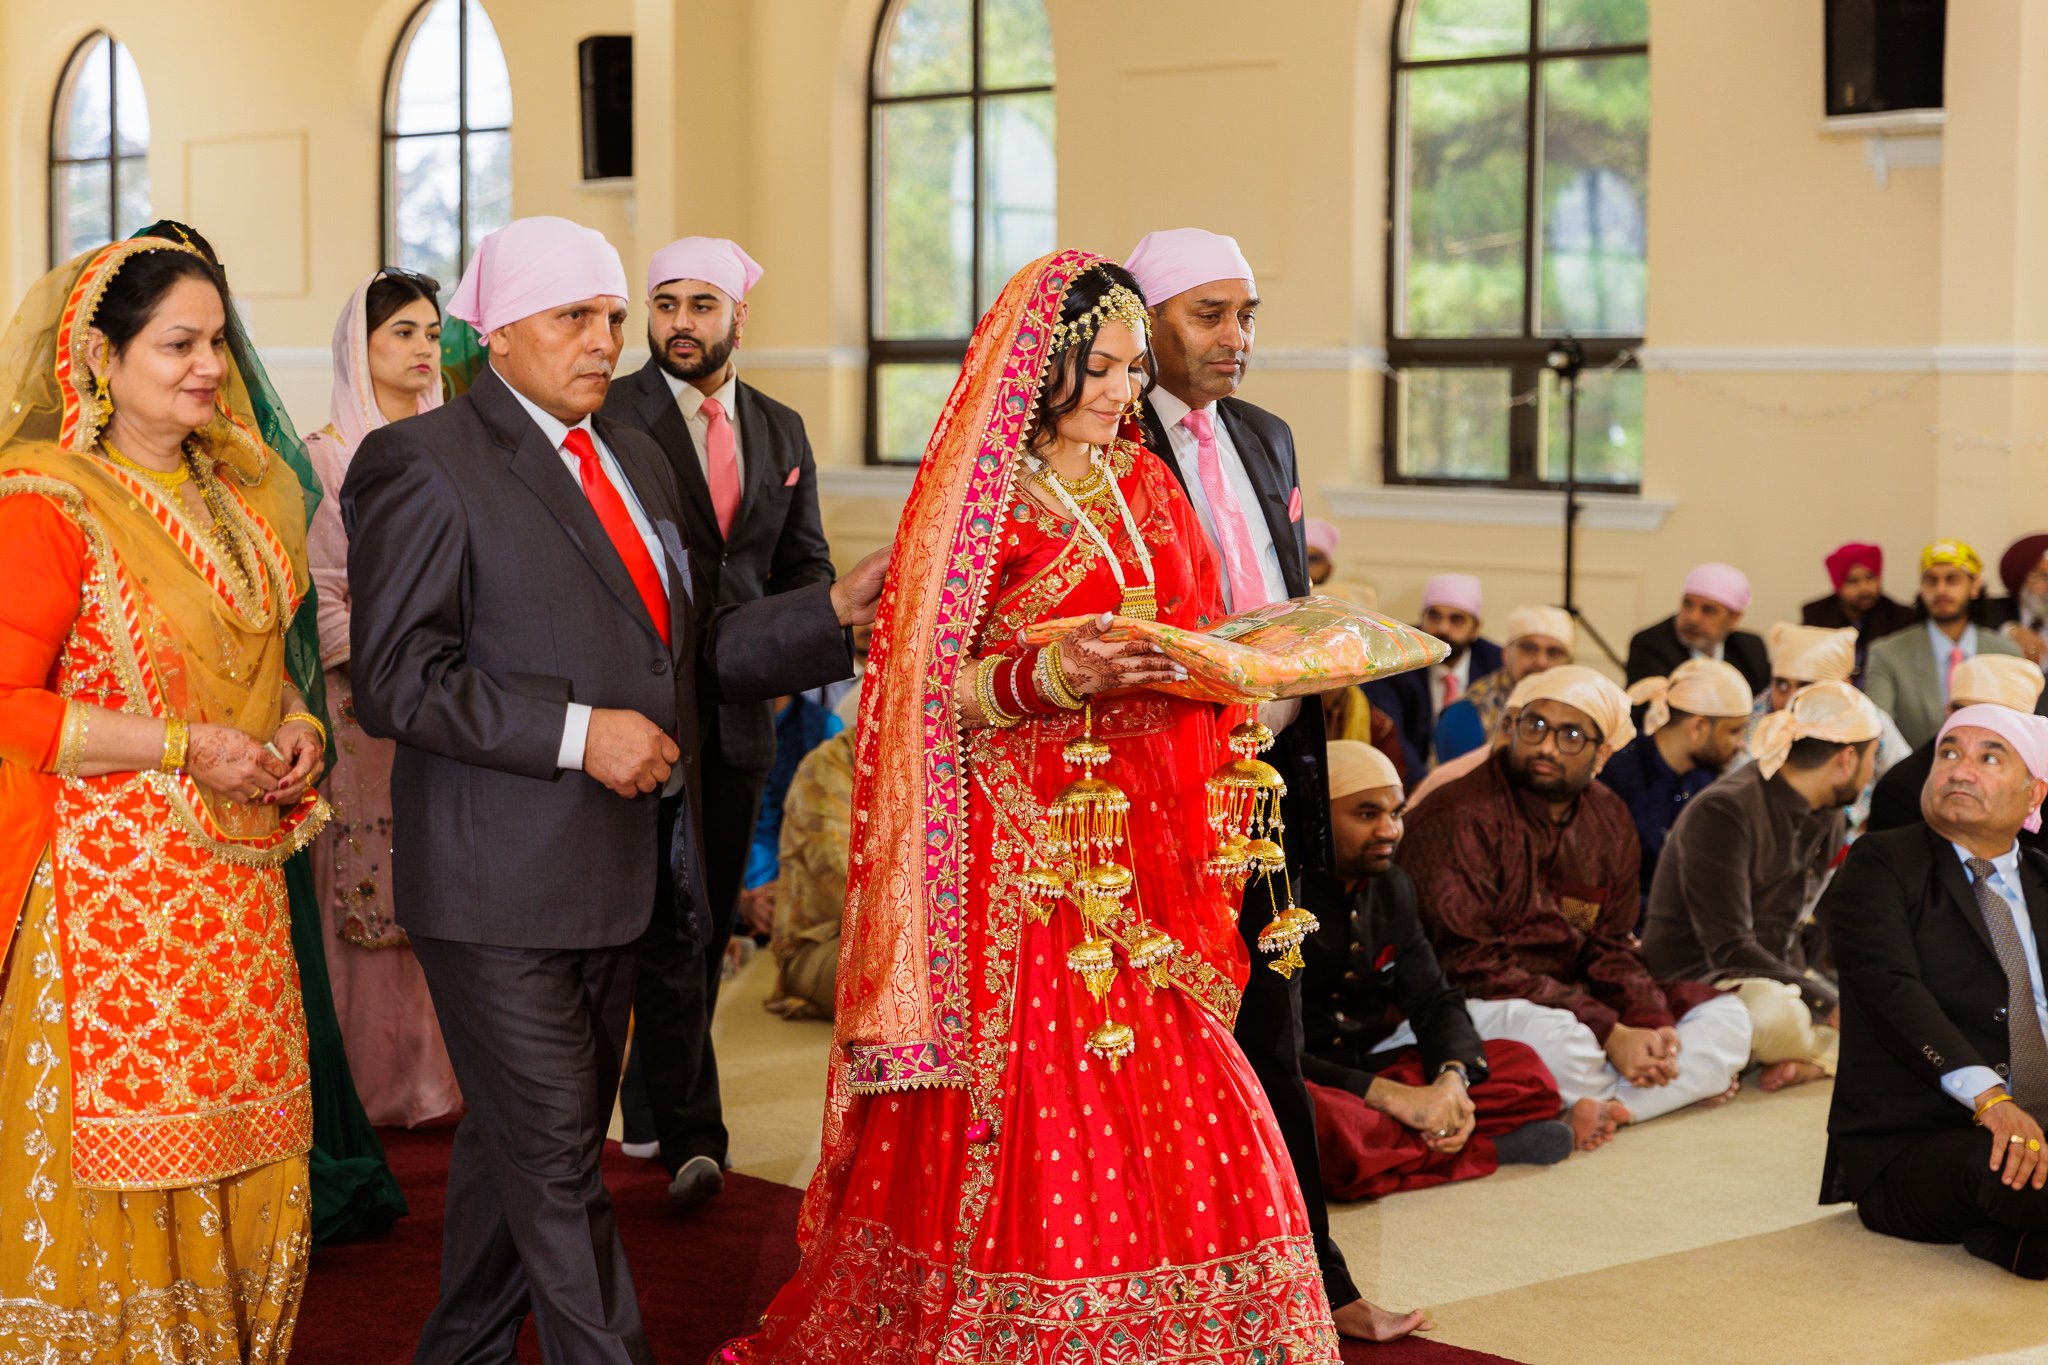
[1398,667,1754,1136]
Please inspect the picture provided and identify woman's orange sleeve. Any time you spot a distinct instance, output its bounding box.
[0,493,86,770]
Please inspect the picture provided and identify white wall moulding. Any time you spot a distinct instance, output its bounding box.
[1323,484,1675,533]
[1254,346,1390,373]
[1640,346,2048,374]
[1817,108,1944,189]
[817,466,918,500]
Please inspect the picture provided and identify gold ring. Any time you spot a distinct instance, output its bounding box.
[248,787,264,802]
[2032,1139,2043,1153]
[2012,1135,2024,1145]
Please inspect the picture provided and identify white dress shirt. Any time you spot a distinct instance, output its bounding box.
[1939,840,2048,1109]
[501,382,670,773]
[1147,387,1288,612]
[660,364,744,486]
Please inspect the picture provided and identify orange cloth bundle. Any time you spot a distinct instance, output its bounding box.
[1022,594,1449,704]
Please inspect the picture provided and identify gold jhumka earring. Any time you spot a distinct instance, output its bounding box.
[1205,720,1320,978]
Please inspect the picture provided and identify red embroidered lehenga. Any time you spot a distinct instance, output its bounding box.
[728,251,1336,1363]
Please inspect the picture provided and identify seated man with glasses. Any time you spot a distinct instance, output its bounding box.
[1400,667,1756,1146]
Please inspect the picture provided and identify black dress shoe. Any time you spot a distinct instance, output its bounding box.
[668,1155,725,1213]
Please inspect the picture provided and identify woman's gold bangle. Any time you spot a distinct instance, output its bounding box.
[1037,645,1083,711]
[160,717,190,774]
[54,702,91,778]
[975,657,1021,729]
[1976,1091,2015,1125]
[280,710,329,750]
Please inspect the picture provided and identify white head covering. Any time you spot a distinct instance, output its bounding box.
[1626,658,1754,736]
[1503,605,1574,650]
[1124,228,1256,307]
[1327,740,1403,801]
[1951,654,2048,712]
[647,236,765,302]
[1767,623,1857,684]
[1514,665,1636,752]
[1750,680,1882,779]
[447,216,629,336]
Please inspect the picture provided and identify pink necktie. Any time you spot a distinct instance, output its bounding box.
[1183,408,1267,612]
[1948,645,1965,696]
[1442,672,1460,708]
[701,395,741,537]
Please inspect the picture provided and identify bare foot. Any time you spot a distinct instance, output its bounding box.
[1331,1297,1434,1343]
[1568,1097,1632,1152]
[1699,1077,1743,1108]
[1758,1060,1827,1092]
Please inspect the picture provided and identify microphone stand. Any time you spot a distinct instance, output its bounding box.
[1546,334,1623,670]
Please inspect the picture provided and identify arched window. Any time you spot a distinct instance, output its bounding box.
[384,0,513,289]
[1387,0,1647,488]
[868,0,1055,463]
[50,32,150,264]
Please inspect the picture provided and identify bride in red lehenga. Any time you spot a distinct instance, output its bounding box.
[721,250,1338,1364]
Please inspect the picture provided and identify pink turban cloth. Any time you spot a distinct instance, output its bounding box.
[1124,228,1256,307]
[647,236,765,302]
[1421,573,1484,619]
[1305,518,1339,557]
[1825,542,1882,591]
[1683,562,1752,613]
[1937,705,2048,832]
[447,216,629,336]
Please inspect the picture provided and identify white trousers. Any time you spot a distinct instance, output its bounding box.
[1377,993,1754,1124]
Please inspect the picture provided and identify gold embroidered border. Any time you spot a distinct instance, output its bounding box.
[72,1086,313,1192]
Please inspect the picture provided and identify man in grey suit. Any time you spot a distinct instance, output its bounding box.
[1866,539,2024,747]
[342,217,885,1364]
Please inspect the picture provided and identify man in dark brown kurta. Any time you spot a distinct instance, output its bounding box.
[1400,667,1753,1133]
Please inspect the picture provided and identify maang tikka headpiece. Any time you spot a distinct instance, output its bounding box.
[1049,268,1151,353]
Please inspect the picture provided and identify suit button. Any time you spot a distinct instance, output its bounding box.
[1997,1063,2012,1077]
[1996,1006,2010,1022]
[1344,970,1359,982]
[651,656,669,675]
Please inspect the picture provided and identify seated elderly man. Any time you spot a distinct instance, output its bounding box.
[1821,706,2048,1278]
[1644,682,1883,1095]
[1301,741,1574,1196]
[1401,666,1755,1145]
[1433,606,1575,763]
[1868,655,2047,848]
[1626,562,1771,695]
[1367,573,1501,772]
[1801,542,1916,685]
[1986,533,2048,669]
[1604,659,1754,893]
[1866,539,2026,749]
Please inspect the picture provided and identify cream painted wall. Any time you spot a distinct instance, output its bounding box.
[3,0,2044,660]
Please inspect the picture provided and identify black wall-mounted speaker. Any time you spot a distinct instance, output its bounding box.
[1824,0,1945,116]
[579,35,633,180]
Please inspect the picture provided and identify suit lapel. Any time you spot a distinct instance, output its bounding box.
[633,362,721,547]
[733,382,778,533]
[2018,852,2048,956]
[1219,401,1307,596]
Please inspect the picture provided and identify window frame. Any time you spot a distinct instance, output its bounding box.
[48,31,145,267]
[380,0,513,283]
[864,0,1054,465]
[1383,0,1646,492]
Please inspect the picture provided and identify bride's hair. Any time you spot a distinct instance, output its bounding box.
[1029,262,1153,447]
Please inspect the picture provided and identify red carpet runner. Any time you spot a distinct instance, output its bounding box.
[293,1125,1521,1364]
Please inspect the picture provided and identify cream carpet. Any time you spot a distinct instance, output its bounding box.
[705,953,2048,1364]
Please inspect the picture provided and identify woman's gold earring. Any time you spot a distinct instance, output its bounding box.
[93,372,112,425]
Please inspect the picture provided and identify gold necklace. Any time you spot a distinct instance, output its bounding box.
[1038,447,1114,505]
[184,446,258,589]
[100,438,190,492]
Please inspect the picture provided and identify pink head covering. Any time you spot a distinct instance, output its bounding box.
[1937,705,2048,832]
[1305,518,1338,557]
[447,216,629,336]
[323,270,444,455]
[1124,228,1256,307]
[1683,561,1753,613]
[1422,573,1484,619]
[646,236,765,302]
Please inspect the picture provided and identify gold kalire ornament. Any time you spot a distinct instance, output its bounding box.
[1205,719,1319,978]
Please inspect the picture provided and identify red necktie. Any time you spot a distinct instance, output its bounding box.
[562,428,671,647]
[701,395,741,537]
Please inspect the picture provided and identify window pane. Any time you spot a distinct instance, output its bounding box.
[982,0,1053,89]
[1539,366,1641,485]
[392,134,462,286]
[1405,0,1530,60]
[466,129,513,249]
[113,157,151,240]
[61,37,112,160]
[875,98,974,338]
[1397,368,1513,480]
[54,162,112,260]
[878,0,971,97]
[979,93,1055,308]
[112,42,149,156]
[1401,64,1528,337]
[1540,55,1647,335]
[395,0,461,134]
[1543,0,1648,49]
[877,362,960,462]
[464,0,513,129]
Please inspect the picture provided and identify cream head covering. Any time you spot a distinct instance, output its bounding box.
[1951,654,2048,712]
[1626,658,1754,736]
[1327,740,1403,801]
[1503,605,1574,650]
[448,216,629,336]
[1124,228,1256,306]
[1767,623,1857,683]
[1750,680,1882,778]
[1937,705,2048,832]
[1514,665,1636,752]
[647,236,764,301]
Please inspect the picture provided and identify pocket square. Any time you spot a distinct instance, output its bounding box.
[1287,486,1303,522]
[1373,944,1397,972]
[784,466,802,487]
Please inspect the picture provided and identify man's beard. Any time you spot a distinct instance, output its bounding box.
[652,322,736,384]
[1506,751,1586,801]
[2023,589,2048,627]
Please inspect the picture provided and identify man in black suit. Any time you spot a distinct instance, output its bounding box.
[1365,574,1503,773]
[1126,226,1422,1343]
[600,236,836,1210]
[1625,561,1770,694]
[343,218,883,1361]
[1821,704,2048,1278]
[1868,654,2048,846]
